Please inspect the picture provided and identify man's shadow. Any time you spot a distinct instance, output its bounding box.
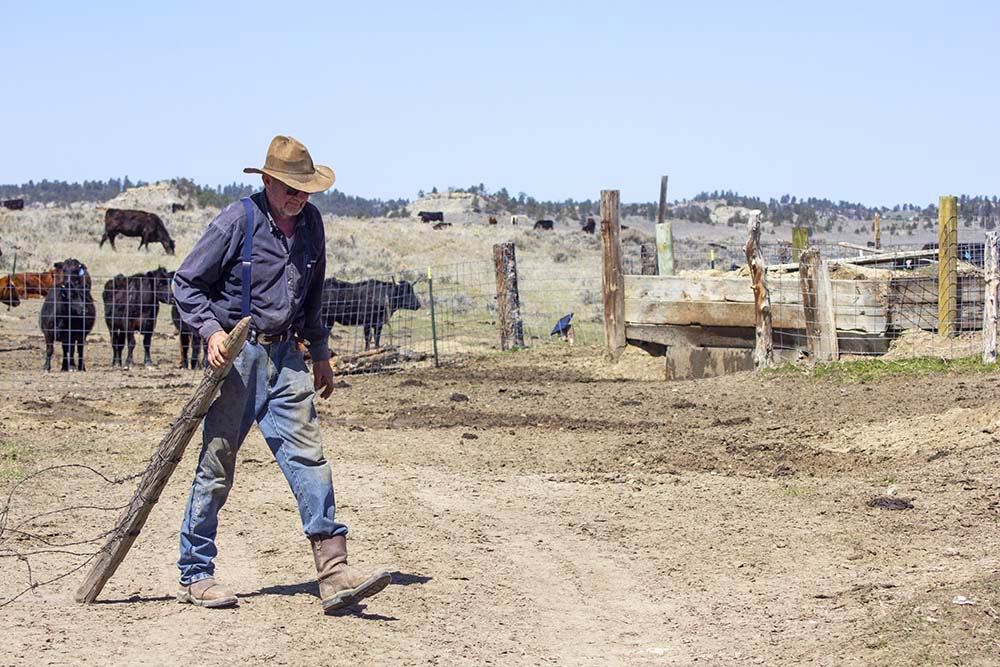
[247,571,432,620]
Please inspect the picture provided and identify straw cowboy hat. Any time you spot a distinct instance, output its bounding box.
[244,135,335,193]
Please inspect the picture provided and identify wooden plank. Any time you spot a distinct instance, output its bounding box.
[75,317,252,604]
[938,195,958,336]
[624,274,884,308]
[601,190,626,361]
[983,232,999,363]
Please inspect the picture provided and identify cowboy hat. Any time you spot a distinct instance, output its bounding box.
[243,135,335,193]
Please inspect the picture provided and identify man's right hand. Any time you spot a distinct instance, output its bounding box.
[207,330,230,368]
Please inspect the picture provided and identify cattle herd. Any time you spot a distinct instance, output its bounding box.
[0,206,425,371]
[0,203,615,371]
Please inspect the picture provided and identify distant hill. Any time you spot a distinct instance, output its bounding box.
[1,178,997,234]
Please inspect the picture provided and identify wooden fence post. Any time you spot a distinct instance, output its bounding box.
[982,232,999,363]
[76,317,252,603]
[493,242,524,350]
[640,244,658,275]
[938,195,958,337]
[798,248,839,362]
[601,190,626,362]
[873,212,881,250]
[792,226,810,263]
[744,212,775,369]
[655,175,675,275]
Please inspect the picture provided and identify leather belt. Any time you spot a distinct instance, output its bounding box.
[249,329,297,345]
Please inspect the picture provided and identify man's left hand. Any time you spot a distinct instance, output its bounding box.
[313,359,336,399]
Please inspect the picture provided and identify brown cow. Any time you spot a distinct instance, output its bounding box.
[100,208,176,254]
[0,261,93,308]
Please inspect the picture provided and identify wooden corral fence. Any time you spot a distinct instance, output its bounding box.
[600,191,998,380]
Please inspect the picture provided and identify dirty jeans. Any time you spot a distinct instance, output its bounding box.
[177,340,346,585]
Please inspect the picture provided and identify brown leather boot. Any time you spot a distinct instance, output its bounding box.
[310,534,391,614]
[176,577,238,608]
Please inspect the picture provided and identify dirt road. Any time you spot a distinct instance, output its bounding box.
[1,345,998,666]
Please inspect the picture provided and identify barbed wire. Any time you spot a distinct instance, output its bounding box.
[0,462,149,608]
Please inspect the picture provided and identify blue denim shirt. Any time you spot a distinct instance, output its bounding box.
[172,191,331,362]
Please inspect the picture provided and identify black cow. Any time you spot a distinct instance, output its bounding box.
[418,211,444,223]
[321,277,421,350]
[102,267,172,368]
[171,301,207,370]
[39,258,96,372]
[582,218,596,234]
[171,203,186,213]
[2,198,24,210]
[100,208,176,254]
[534,219,554,230]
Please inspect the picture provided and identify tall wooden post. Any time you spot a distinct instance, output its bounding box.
[493,242,524,350]
[76,317,251,603]
[938,195,958,337]
[792,226,809,263]
[655,175,675,275]
[601,190,626,362]
[744,212,775,369]
[873,212,881,250]
[798,248,839,362]
[640,244,658,275]
[982,232,999,363]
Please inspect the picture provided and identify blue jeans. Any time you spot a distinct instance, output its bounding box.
[177,340,346,585]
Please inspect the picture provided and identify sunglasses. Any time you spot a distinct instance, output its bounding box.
[283,184,308,197]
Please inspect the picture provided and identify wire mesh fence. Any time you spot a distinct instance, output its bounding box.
[0,252,606,388]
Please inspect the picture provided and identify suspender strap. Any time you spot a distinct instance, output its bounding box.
[240,198,255,319]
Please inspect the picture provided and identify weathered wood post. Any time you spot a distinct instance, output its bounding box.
[938,195,958,337]
[493,242,524,350]
[601,190,626,362]
[744,211,775,369]
[798,248,839,362]
[792,226,810,263]
[75,317,251,603]
[655,175,675,275]
[982,232,999,363]
[640,244,658,275]
[873,212,881,250]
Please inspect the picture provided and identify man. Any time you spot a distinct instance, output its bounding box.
[172,135,391,613]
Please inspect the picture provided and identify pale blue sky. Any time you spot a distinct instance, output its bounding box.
[2,1,997,205]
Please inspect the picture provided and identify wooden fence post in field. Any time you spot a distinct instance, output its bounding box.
[792,226,810,263]
[873,212,881,250]
[75,316,251,603]
[938,195,958,337]
[798,248,839,362]
[655,175,675,275]
[601,190,626,362]
[982,232,1000,363]
[640,244,658,275]
[493,242,524,351]
[744,211,775,369]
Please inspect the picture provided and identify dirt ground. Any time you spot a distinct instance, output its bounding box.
[1,342,999,666]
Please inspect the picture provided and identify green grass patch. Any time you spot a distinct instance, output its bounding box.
[771,355,998,383]
[0,440,31,481]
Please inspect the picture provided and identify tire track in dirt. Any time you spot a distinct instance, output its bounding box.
[385,466,691,665]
